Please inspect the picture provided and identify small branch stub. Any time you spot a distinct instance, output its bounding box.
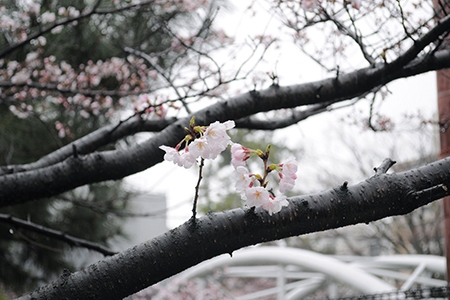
[340,181,348,191]
[72,144,78,159]
[373,158,396,175]
[411,184,449,202]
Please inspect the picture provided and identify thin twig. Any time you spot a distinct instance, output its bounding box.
[0,213,117,256]
[123,46,192,114]
[367,93,378,131]
[192,157,205,220]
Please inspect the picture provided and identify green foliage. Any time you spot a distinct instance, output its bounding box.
[1,0,193,63]
[0,103,134,293]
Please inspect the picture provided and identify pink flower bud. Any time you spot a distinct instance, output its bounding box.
[231,143,251,168]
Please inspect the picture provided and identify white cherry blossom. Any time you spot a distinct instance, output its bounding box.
[244,186,270,209]
[159,145,182,165]
[234,166,253,193]
[160,145,198,169]
[179,148,197,168]
[160,120,235,167]
[203,120,235,159]
[261,195,289,216]
[278,158,298,193]
[189,137,213,159]
[279,176,295,194]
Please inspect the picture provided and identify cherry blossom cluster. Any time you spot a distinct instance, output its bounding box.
[231,144,296,215]
[1,0,238,136]
[159,118,235,169]
[0,51,158,121]
[0,3,81,43]
[159,119,297,215]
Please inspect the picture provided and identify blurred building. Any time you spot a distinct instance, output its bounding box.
[118,193,168,250]
[70,193,167,269]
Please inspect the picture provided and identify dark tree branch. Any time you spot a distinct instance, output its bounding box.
[386,13,450,71]
[0,116,176,175]
[0,81,154,98]
[0,214,116,256]
[1,47,450,208]
[15,157,450,300]
[234,102,330,130]
[2,96,328,175]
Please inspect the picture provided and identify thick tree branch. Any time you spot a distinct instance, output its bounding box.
[1,48,450,208]
[386,13,450,70]
[2,103,328,174]
[0,214,116,256]
[234,102,330,130]
[0,116,176,175]
[16,157,450,300]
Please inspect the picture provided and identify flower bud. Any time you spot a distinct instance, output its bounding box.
[189,116,196,128]
[265,144,271,156]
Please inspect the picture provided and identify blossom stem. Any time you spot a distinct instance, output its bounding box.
[261,152,270,187]
[192,157,205,220]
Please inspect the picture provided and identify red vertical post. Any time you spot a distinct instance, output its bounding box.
[437,68,450,281]
[434,0,450,282]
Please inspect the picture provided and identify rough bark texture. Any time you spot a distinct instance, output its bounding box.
[16,157,450,300]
